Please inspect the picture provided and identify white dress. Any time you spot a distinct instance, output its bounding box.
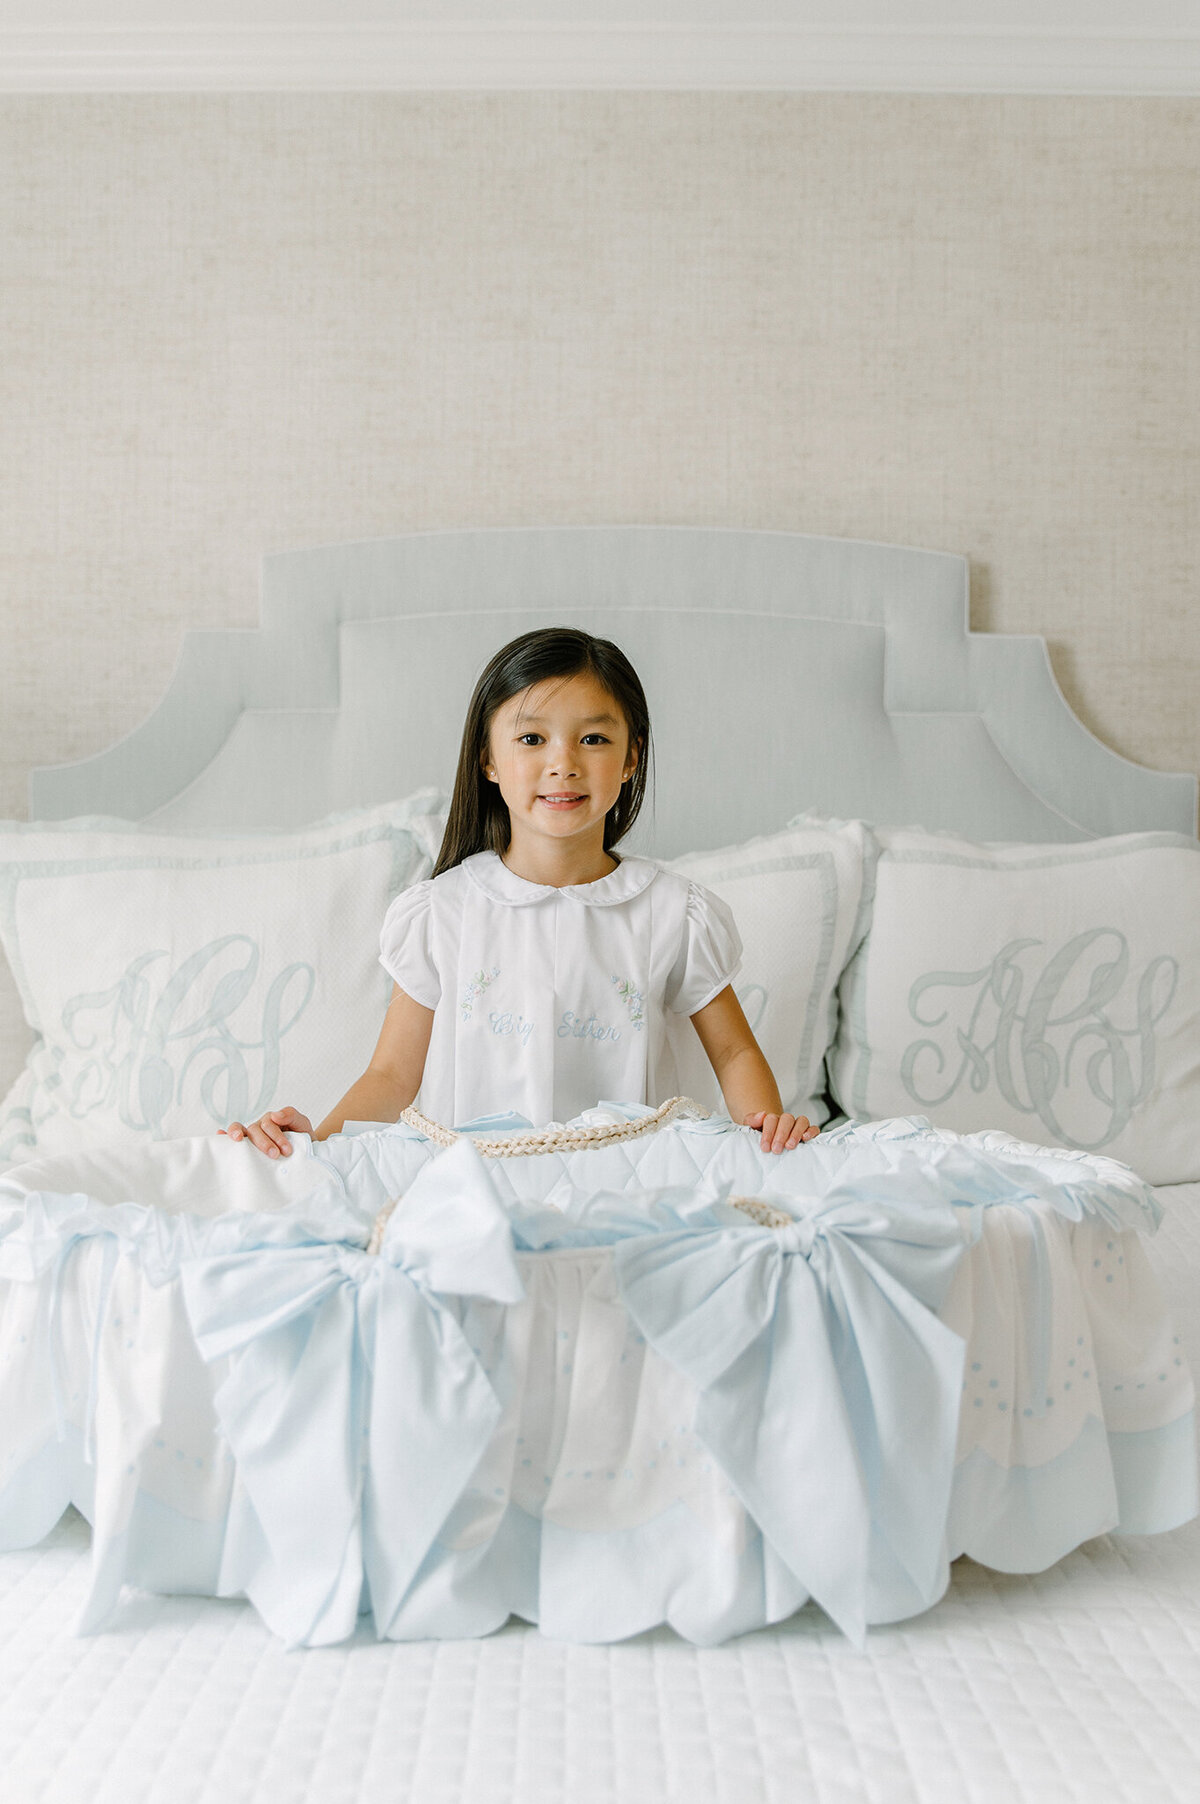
[379,851,742,1127]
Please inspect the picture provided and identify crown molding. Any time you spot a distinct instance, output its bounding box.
[0,24,1198,94]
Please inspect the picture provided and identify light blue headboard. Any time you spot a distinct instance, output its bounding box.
[30,527,1197,852]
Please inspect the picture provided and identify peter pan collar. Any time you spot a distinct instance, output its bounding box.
[463,850,660,908]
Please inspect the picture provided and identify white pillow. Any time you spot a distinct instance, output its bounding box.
[0,1060,37,1170]
[829,825,1200,1186]
[664,816,873,1124]
[0,793,443,1163]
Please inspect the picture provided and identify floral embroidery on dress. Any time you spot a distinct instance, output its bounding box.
[461,966,500,1022]
[610,975,645,1031]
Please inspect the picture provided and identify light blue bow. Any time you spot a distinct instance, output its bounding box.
[181,1139,524,1649]
[612,1160,969,1646]
[0,1190,362,1634]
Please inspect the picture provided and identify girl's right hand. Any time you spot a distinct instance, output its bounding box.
[221,1107,314,1157]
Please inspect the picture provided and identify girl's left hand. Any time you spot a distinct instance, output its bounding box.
[745,1110,819,1153]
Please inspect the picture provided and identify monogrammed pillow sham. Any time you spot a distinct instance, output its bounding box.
[665,817,873,1125]
[828,825,1200,1185]
[0,794,442,1165]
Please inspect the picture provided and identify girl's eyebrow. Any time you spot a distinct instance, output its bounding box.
[516,713,620,726]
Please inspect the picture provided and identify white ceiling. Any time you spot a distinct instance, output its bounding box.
[2,0,1197,90]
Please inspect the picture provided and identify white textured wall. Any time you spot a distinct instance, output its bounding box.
[3,94,1197,830]
[2,92,1197,1089]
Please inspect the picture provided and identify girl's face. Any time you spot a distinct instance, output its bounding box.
[484,672,638,853]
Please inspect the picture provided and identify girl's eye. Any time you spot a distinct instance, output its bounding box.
[516,732,610,746]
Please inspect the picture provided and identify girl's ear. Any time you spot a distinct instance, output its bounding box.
[623,735,641,779]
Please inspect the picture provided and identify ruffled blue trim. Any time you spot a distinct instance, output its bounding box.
[0,1426,93,1551]
[1108,1413,1199,1536]
[948,1410,1199,1572]
[949,1415,1120,1571]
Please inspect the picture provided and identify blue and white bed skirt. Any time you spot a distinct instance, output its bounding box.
[0,1109,1194,1649]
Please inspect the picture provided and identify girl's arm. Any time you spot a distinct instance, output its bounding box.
[225,986,434,1157]
[689,985,820,1153]
[313,985,435,1138]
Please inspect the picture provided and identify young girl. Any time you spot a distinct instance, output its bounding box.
[224,628,819,1157]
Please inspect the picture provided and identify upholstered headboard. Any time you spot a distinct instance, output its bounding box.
[30,527,1197,851]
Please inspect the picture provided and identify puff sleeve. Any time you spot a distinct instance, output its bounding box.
[663,881,743,1016]
[378,880,440,1010]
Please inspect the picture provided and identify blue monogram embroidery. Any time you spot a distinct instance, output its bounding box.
[558,1011,621,1043]
[899,930,1178,1149]
[53,937,315,1139]
[488,1009,535,1046]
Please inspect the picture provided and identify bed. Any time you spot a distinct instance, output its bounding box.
[0,526,1197,1802]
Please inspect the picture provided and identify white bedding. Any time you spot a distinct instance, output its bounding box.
[0,1114,1191,1653]
[0,1177,1197,1802]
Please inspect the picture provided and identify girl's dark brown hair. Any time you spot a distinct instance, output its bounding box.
[433,628,652,876]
